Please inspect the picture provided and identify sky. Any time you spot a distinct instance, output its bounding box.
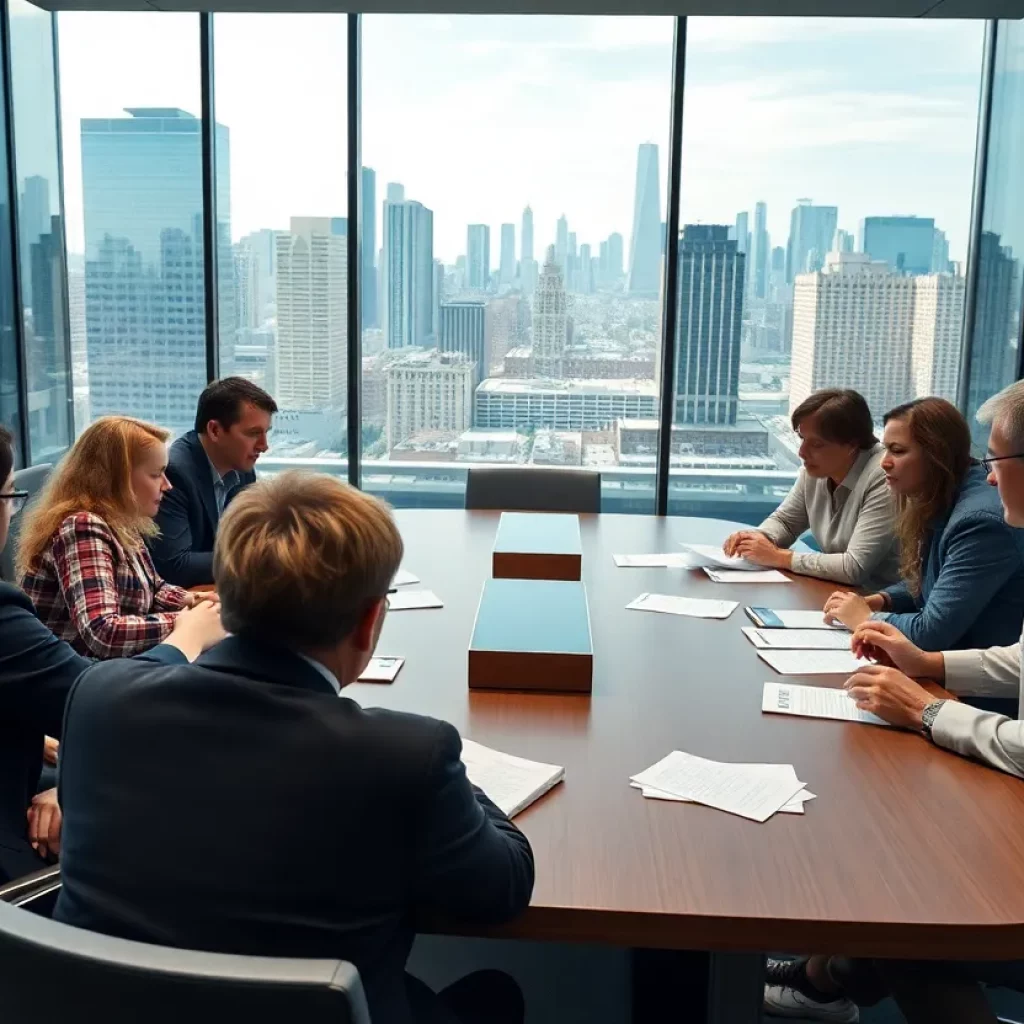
[53,12,985,267]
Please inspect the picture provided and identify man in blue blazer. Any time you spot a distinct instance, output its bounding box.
[56,473,535,1024]
[150,377,277,588]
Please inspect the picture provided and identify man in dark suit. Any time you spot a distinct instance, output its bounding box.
[56,472,535,1024]
[150,377,277,588]
[0,424,225,883]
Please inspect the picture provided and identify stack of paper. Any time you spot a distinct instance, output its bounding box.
[705,567,790,584]
[742,626,852,651]
[745,607,845,631]
[357,656,405,683]
[631,750,813,823]
[613,553,689,568]
[460,739,565,818]
[679,543,760,571]
[388,589,443,611]
[626,593,738,619]
[758,648,868,675]
[763,682,890,727]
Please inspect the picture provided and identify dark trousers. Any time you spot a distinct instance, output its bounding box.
[405,969,525,1024]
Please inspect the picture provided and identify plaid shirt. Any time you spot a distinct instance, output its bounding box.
[21,512,189,660]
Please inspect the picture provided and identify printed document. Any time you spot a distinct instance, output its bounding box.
[762,682,890,727]
[388,589,443,611]
[742,627,852,651]
[680,543,759,570]
[461,739,565,818]
[705,568,790,584]
[758,648,868,675]
[626,593,738,619]
[357,657,404,683]
[632,774,816,814]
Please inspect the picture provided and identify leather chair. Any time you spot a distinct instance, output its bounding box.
[0,463,53,582]
[465,466,601,513]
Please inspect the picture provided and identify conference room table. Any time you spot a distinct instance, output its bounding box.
[352,509,1024,1022]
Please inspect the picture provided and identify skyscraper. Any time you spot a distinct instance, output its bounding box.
[734,211,749,254]
[786,199,838,283]
[834,229,855,254]
[968,230,1018,420]
[386,182,405,204]
[499,223,516,285]
[467,224,490,291]
[578,243,594,294]
[750,201,769,301]
[439,299,488,381]
[362,166,378,329]
[566,231,578,292]
[82,107,229,435]
[532,246,567,379]
[234,228,276,331]
[20,175,50,308]
[862,216,936,275]
[607,232,624,281]
[382,198,434,349]
[555,215,568,271]
[275,217,347,411]
[911,274,965,403]
[521,205,534,264]
[628,143,661,296]
[675,225,744,425]
[385,349,474,449]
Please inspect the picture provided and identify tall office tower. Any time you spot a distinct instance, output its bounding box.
[532,246,567,379]
[628,142,662,296]
[520,259,538,296]
[834,229,855,254]
[362,166,378,328]
[432,259,443,341]
[234,228,277,331]
[862,216,936,274]
[20,175,50,308]
[439,299,488,381]
[499,223,516,285]
[521,205,534,265]
[789,253,916,419]
[932,229,951,273]
[674,225,745,426]
[578,243,594,294]
[750,201,769,300]
[911,274,965,402]
[555,214,569,271]
[786,199,838,283]
[734,211,749,254]
[608,232,624,280]
[566,231,578,292]
[386,182,405,204]
[598,240,609,285]
[82,108,231,435]
[382,198,435,349]
[467,224,491,291]
[968,230,1018,418]
[274,217,347,412]
[384,349,474,449]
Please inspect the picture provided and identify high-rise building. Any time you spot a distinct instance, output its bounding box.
[786,199,838,283]
[790,253,916,419]
[362,166,378,328]
[521,205,534,265]
[968,230,1018,418]
[382,198,434,349]
[608,232,624,281]
[20,175,50,308]
[932,229,951,273]
[82,107,229,435]
[467,224,490,291]
[566,231,577,292]
[275,217,347,412]
[234,228,276,331]
[532,246,567,379]
[862,216,936,275]
[385,349,474,449]
[834,229,855,254]
[734,211,749,254]
[750,201,769,301]
[628,142,661,296]
[578,243,594,294]
[440,299,488,381]
[675,225,745,425]
[911,274,965,402]
[499,223,516,285]
[555,215,568,271]
[432,259,443,341]
[386,182,405,204]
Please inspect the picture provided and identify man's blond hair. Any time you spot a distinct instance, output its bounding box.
[215,471,403,648]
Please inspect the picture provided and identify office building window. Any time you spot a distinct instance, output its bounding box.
[670,17,983,520]
[0,9,20,457]
[362,15,674,511]
[213,14,348,462]
[57,11,206,439]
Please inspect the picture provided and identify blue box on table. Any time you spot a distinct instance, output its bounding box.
[492,511,582,582]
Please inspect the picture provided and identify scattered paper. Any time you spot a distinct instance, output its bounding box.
[742,626,852,651]
[392,569,420,587]
[749,609,845,631]
[758,648,869,675]
[680,543,760,571]
[460,738,565,818]
[705,567,790,584]
[388,589,443,611]
[614,553,689,568]
[626,592,738,620]
[763,682,891,727]
[631,750,806,823]
[632,779,816,814]
[357,657,404,683]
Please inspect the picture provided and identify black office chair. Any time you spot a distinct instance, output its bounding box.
[0,865,62,915]
[465,466,601,513]
[0,462,53,581]
[0,893,372,1023]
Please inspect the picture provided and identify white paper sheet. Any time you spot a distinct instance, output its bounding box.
[632,777,816,814]
[705,568,791,583]
[357,657,405,683]
[742,627,853,651]
[392,569,420,587]
[626,592,738,619]
[679,543,760,571]
[758,648,869,675]
[749,609,845,631]
[630,751,806,823]
[613,553,689,568]
[762,682,891,727]
[388,589,443,611]
[460,739,565,818]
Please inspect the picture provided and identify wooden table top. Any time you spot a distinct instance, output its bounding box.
[351,509,1024,958]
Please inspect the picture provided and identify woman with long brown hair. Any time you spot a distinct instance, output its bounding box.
[18,416,213,659]
[823,397,1024,650]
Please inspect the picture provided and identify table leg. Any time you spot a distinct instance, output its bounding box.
[707,952,765,1024]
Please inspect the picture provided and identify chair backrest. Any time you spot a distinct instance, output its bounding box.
[465,467,601,514]
[0,899,371,1024]
[1,462,53,582]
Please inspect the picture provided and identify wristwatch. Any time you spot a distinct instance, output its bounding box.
[921,700,946,741]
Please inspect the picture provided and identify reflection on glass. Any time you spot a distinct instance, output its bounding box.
[0,18,20,456]
[9,0,71,462]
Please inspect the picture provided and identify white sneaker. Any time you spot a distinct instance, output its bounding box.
[763,984,860,1022]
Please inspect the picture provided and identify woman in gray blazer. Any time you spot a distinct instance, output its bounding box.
[724,389,899,589]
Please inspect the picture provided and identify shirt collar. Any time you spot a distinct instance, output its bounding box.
[835,444,880,493]
[203,446,239,490]
[297,654,341,695]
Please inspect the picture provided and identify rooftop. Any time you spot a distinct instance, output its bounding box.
[478,377,657,397]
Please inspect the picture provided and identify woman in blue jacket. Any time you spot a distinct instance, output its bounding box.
[824,397,1024,651]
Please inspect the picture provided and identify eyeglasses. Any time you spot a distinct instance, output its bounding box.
[0,490,29,515]
[981,453,1024,473]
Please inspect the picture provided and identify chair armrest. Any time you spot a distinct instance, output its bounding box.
[0,865,61,907]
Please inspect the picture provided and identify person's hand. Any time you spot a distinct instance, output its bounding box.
[43,736,59,766]
[27,788,62,860]
[166,601,227,661]
[823,591,873,630]
[851,621,944,679]
[844,664,934,730]
[187,590,219,608]
[723,531,756,557]
[733,532,792,570]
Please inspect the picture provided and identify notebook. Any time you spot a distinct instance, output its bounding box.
[460,739,565,818]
